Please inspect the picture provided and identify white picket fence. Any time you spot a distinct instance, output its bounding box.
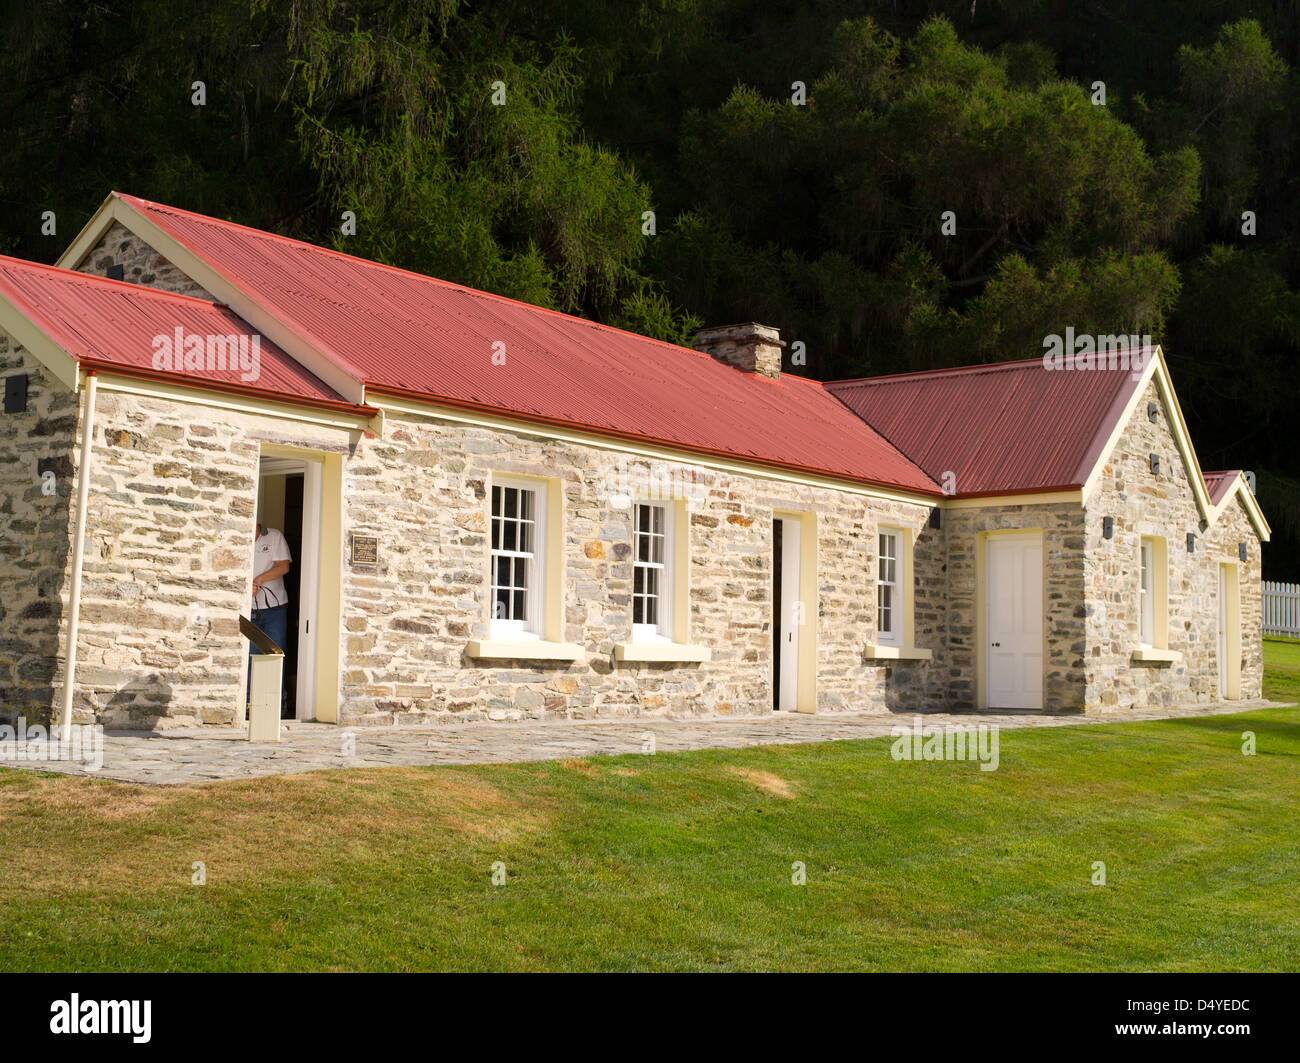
[1264,581,1300,637]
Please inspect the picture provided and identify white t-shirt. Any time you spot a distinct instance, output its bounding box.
[252,527,292,611]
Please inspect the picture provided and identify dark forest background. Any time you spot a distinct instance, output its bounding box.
[3,1,1298,574]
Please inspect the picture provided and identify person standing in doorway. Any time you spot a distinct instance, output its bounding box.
[249,516,292,706]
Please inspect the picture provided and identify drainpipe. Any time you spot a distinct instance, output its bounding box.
[59,370,97,743]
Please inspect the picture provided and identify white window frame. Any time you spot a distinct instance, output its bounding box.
[1139,538,1155,648]
[877,529,902,646]
[490,479,545,639]
[632,501,674,642]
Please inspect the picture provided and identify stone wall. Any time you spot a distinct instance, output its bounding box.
[0,330,78,724]
[62,391,355,728]
[77,222,215,300]
[32,380,947,728]
[48,376,1265,726]
[8,339,1263,727]
[339,409,947,725]
[943,502,1087,712]
[1084,380,1264,709]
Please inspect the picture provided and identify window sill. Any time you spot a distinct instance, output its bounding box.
[863,644,933,661]
[467,639,586,662]
[614,642,712,663]
[1131,647,1181,665]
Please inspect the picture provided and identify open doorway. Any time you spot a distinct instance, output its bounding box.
[772,516,802,711]
[773,519,783,709]
[257,456,322,720]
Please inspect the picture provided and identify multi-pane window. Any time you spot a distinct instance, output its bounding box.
[491,483,537,634]
[1139,538,1155,647]
[633,503,670,639]
[877,531,900,644]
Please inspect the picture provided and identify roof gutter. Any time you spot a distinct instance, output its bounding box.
[946,483,1085,501]
[76,358,378,418]
[59,370,97,742]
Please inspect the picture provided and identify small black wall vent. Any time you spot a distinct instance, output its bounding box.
[3,373,27,414]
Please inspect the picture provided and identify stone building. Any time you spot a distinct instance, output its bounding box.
[0,193,1271,729]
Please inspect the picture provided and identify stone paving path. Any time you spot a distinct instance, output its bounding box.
[2,698,1285,786]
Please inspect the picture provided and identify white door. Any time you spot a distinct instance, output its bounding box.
[986,533,1043,709]
[778,517,801,711]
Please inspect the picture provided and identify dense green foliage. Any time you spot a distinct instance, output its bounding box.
[2,2,1298,570]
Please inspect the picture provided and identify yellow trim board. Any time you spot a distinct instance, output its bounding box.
[672,498,691,642]
[943,490,1082,510]
[93,373,375,434]
[613,642,711,663]
[863,644,933,661]
[466,639,585,662]
[315,451,344,722]
[797,511,818,713]
[1131,648,1180,664]
[0,295,81,390]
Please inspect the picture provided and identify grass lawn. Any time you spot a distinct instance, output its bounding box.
[3,699,1298,972]
[1264,637,1300,704]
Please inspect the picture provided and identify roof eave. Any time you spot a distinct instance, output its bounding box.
[363,383,945,501]
[77,357,377,419]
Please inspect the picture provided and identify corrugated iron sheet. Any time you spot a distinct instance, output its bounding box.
[1203,471,1239,507]
[826,358,1149,496]
[120,194,940,494]
[0,256,354,409]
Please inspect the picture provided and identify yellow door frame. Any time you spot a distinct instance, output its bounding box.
[259,443,343,722]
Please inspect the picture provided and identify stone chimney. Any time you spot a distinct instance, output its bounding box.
[693,323,785,379]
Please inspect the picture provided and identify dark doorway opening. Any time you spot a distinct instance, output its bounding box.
[772,519,783,709]
[281,474,304,720]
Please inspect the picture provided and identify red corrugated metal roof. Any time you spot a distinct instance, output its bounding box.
[1203,471,1240,507]
[826,356,1151,496]
[114,193,940,495]
[0,255,359,412]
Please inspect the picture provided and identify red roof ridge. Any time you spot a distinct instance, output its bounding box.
[826,356,1047,388]
[778,372,826,390]
[826,346,1159,389]
[0,252,227,308]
